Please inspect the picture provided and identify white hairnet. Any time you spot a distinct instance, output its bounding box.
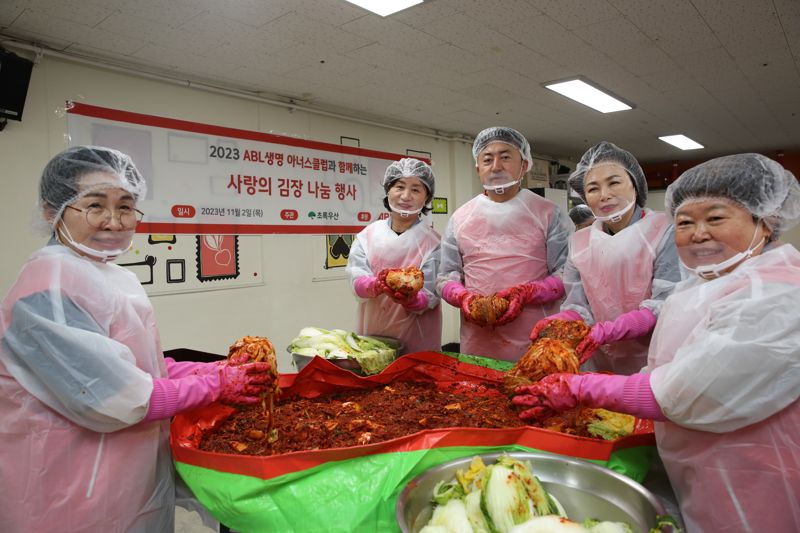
[472,127,533,169]
[383,158,435,196]
[39,146,147,228]
[665,153,800,239]
[569,141,648,207]
[568,204,595,225]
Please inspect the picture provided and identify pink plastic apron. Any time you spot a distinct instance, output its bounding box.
[648,245,800,532]
[453,190,559,361]
[0,246,173,532]
[570,210,670,374]
[357,220,442,354]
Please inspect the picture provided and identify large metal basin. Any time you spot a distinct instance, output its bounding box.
[397,451,665,533]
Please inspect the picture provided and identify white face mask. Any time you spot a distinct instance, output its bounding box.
[482,168,524,195]
[591,198,635,223]
[387,199,424,218]
[56,224,133,262]
[680,224,765,280]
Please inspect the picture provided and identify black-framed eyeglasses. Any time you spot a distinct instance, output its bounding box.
[65,205,144,230]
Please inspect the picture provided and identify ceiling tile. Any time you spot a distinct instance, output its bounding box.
[609,0,719,57]
[24,0,116,27]
[507,15,587,55]
[415,13,517,57]
[671,47,749,92]
[340,15,443,53]
[344,42,427,73]
[203,0,293,28]
[293,0,364,26]
[0,2,26,26]
[530,0,619,30]
[98,11,192,44]
[459,0,544,32]
[2,0,796,162]
[393,1,464,29]
[118,0,205,28]
[695,0,786,56]
[412,43,494,74]
[579,17,679,76]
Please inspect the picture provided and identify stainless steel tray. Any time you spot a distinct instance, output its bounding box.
[396,451,665,533]
[289,335,403,374]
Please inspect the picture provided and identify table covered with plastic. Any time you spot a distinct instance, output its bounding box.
[171,352,655,532]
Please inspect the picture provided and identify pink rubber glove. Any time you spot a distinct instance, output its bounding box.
[440,281,468,307]
[493,286,525,326]
[143,361,275,421]
[401,290,429,312]
[440,281,480,322]
[512,372,666,423]
[164,357,218,378]
[576,308,657,363]
[495,276,566,326]
[524,275,566,305]
[354,275,382,298]
[374,269,423,304]
[528,310,584,341]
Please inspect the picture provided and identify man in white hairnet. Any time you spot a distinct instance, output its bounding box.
[513,153,800,532]
[437,127,572,361]
[568,204,595,230]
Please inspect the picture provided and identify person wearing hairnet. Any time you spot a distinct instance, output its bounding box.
[530,142,681,374]
[437,127,571,361]
[0,146,276,531]
[347,158,442,353]
[513,153,800,532]
[568,203,595,230]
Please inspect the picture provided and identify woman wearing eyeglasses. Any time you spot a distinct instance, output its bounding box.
[0,146,276,531]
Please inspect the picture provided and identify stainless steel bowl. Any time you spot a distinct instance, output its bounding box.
[289,335,403,374]
[396,451,665,533]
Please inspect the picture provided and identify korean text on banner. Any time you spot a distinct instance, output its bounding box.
[66,102,428,235]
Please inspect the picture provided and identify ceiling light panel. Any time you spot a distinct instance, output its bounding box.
[544,78,632,113]
[659,134,704,150]
[345,0,423,17]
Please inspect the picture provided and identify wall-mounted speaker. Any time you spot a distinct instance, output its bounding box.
[0,49,34,122]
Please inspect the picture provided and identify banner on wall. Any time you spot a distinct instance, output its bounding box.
[66,102,429,235]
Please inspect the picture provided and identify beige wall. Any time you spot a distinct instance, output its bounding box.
[0,56,472,371]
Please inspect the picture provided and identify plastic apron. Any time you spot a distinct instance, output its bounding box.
[357,220,442,354]
[0,246,174,532]
[647,245,800,532]
[570,210,670,374]
[453,191,558,361]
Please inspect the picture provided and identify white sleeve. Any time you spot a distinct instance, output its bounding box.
[436,217,463,293]
[640,224,682,316]
[545,206,572,275]
[1,291,154,432]
[345,233,372,284]
[419,241,442,310]
[560,254,595,323]
[651,283,800,432]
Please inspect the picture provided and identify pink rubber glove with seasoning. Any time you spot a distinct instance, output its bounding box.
[528,310,584,341]
[143,361,275,422]
[576,308,657,363]
[512,372,666,423]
